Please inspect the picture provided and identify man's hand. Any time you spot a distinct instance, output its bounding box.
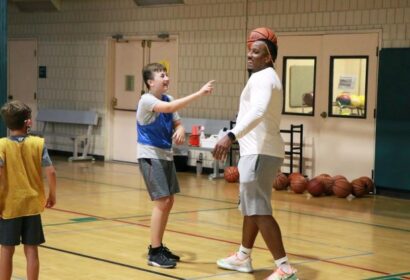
[212,135,232,160]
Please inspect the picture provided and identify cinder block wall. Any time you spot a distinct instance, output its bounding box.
[7,0,410,155]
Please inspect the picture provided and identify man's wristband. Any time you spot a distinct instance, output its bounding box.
[227,132,236,142]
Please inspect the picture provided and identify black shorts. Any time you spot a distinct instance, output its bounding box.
[0,215,45,246]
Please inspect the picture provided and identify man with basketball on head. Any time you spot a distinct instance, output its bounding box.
[212,27,298,280]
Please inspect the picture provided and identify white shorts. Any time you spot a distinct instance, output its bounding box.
[238,154,283,216]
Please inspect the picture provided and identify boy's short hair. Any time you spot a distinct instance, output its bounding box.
[142,63,167,90]
[0,100,32,130]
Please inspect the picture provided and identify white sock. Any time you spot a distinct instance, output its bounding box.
[237,245,252,260]
[275,256,292,274]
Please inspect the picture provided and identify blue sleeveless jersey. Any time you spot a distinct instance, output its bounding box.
[137,95,173,149]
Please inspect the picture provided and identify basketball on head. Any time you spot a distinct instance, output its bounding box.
[247,27,277,50]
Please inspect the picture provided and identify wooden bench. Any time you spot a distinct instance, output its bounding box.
[32,109,99,161]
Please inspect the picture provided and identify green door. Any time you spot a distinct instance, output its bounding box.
[375,48,410,191]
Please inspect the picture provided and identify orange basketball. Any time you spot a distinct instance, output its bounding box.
[359,176,374,194]
[307,177,325,197]
[318,174,334,195]
[332,175,348,182]
[333,177,352,198]
[247,27,277,50]
[288,172,302,182]
[289,174,307,194]
[351,178,367,198]
[224,166,239,183]
[273,173,289,190]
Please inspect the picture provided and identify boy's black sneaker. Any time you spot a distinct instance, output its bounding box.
[148,245,177,268]
[161,244,180,262]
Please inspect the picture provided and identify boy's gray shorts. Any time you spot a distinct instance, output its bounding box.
[138,158,180,200]
[238,154,283,216]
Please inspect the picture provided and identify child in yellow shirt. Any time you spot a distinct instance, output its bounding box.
[0,100,57,280]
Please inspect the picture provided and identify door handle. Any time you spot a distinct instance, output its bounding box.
[111,97,118,109]
[8,95,13,100]
[320,111,327,118]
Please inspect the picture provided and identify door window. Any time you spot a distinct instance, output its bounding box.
[329,56,368,118]
[282,57,316,116]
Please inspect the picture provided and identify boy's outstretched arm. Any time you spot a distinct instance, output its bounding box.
[153,80,215,113]
[45,165,57,208]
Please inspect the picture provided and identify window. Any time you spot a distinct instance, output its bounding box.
[329,56,368,118]
[282,57,316,116]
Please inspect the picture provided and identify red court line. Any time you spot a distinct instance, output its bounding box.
[50,207,392,277]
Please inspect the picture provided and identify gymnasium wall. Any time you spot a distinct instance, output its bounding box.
[7,0,410,156]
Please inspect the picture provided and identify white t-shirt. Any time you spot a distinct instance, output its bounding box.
[231,67,285,158]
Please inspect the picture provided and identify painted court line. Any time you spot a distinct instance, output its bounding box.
[48,207,393,277]
[364,272,410,280]
[40,244,184,280]
[58,175,410,233]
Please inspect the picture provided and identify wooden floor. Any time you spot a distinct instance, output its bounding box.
[9,158,410,280]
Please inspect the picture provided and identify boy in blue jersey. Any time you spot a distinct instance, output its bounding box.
[0,100,57,280]
[137,63,214,268]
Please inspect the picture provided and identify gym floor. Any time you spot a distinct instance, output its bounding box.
[9,158,410,280]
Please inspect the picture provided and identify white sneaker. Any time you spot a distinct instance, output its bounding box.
[265,267,298,280]
[216,253,253,273]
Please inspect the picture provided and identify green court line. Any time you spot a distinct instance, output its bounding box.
[44,207,237,227]
[43,217,104,227]
[364,272,410,279]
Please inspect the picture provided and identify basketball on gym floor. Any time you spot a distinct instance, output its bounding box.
[333,177,352,198]
[318,174,334,195]
[289,174,307,194]
[359,176,374,194]
[351,178,367,198]
[288,172,302,182]
[224,166,239,183]
[273,173,289,190]
[307,177,325,197]
[332,175,347,181]
[247,27,277,50]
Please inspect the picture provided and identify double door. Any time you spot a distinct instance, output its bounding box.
[276,33,379,180]
[110,39,178,162]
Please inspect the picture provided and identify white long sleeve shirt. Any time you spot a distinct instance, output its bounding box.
[231,67,285,158]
